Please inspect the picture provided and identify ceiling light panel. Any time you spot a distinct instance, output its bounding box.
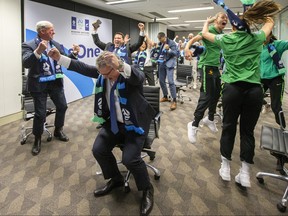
[168,6,214,13]
[105,0,145,5]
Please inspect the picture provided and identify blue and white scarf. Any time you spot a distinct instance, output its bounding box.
[133,51,147,70]
[35,37,64,82]
[92,75,145,135]
[108,44,130,64]
[267,42,286,75]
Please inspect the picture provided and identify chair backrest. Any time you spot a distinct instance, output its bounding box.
[143,86,160,114]
[21,75,56,120]
[261,125,288,155]
[143,86,161,148]
[21,75,34,114]
[176,64,193,83]
[22,75,30,96]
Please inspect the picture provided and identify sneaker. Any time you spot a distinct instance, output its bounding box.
[193,83,197,89]
[261,104,270,114]
[219,156,231,181]
[202,116,218,132]
[170,102,177,111]
[160,97,169,102]
[187,122,198,144]
[235,169,251,187]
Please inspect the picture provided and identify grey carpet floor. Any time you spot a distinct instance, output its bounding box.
[0,84,286,215]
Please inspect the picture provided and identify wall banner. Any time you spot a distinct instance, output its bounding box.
[24,0,112,102]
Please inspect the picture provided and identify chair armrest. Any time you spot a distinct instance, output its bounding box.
[154,111,163,138]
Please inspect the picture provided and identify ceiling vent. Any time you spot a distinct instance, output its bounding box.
[149,12,166,18]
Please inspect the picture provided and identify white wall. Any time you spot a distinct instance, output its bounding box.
[0,0,22,119]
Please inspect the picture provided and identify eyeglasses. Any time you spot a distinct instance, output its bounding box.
[101,67,114,76]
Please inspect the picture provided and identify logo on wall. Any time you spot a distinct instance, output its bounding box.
[71,16,90,35]
[71,16,77,30]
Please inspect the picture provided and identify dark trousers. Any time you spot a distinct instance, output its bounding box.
[192,65,221,126]
[92,123,150,191]
[220,82,263,164]
[143,66,155,86]
[262,76,286,128]
[30,83,67,137]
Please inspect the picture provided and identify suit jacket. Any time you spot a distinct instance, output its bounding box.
[22,38,77,92]
[67,59,155,134]
[92,34,145,64]
[159,38,178,68]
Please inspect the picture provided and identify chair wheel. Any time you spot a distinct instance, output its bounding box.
[277,203,287,212]
[124,185,131,193]
[256,177,264,184]
[47,136,52,142]
[149,156,155,161]
[180,101,184,104]
[20,139,26,145]
[154,175,160,180]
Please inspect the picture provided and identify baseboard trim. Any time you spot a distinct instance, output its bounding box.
[0,111,23,126]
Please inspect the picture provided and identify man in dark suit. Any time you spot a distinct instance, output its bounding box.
[156,32,178,111]
[92,22,145,64]
[22,21,79,156]
[91,21,145,129]
[48,49,155,216]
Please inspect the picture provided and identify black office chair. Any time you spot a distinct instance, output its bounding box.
[20,75,55,145]
[174,64,193,104]
[96,86,162,193]
[256,112,288,213]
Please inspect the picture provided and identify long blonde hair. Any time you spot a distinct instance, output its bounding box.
[243,0,281,26]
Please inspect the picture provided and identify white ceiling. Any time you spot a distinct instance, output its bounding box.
[70,0,288,32]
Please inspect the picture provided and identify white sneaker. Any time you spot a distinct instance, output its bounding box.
[235,169,251,187]
[202,116,218,132]
[219,156,231,181]
[261,104,270,114]
[187,122,198,144]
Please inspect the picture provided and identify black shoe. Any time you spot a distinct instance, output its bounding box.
[54,129,69,142]
[31,137,41,156]
[94,178,124,197]
[140,184,154,216]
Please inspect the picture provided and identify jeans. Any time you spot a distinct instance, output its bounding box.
[158,63,176,99]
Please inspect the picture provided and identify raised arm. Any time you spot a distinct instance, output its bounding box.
[48,47,100,79]
[144,34,154,49]
[129,23,145,53]
[184,34,202,60]
[202,17,217,43]
[261,17,275,38]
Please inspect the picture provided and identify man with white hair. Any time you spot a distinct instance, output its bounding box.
[22,20,80,156]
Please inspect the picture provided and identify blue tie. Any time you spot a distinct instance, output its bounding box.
[110,82,119,134]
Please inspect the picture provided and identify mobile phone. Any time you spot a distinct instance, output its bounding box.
[92,19,102,29]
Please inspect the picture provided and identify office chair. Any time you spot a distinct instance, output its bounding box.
[20,75,55,145]
[174,64,193,104]
[256,111,288,213]
[96,86,162,193]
